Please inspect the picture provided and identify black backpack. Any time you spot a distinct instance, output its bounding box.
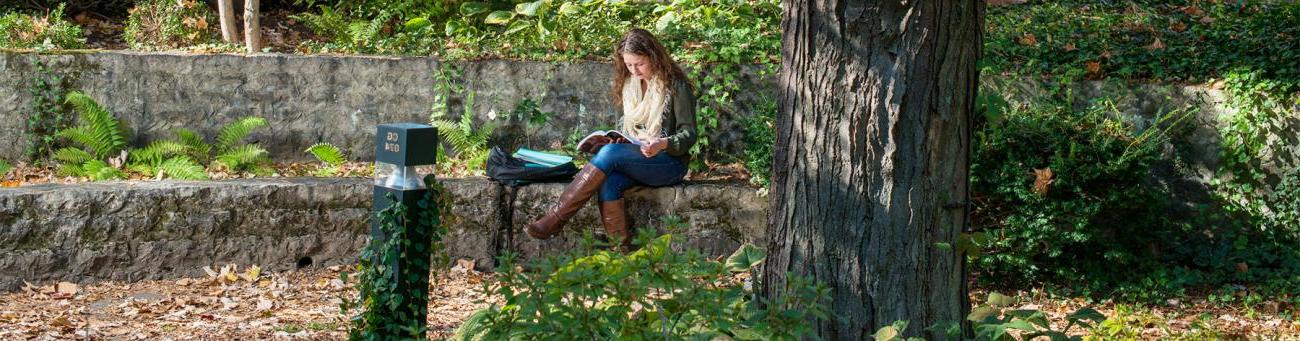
[486,147,578,186]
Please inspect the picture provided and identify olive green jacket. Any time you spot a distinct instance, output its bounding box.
[660,79,697,165]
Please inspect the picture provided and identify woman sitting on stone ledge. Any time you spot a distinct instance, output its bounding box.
[526,28,697,249]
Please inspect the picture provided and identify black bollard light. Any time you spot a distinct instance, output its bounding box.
[371,123,437,334]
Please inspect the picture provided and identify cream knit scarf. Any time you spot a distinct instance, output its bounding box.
[620,76,670,141]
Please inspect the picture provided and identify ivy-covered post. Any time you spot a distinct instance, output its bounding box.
[367,123,438,337]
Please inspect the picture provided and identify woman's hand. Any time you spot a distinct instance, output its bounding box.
[640,138,668,157]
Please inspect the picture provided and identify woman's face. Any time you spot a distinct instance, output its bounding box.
[622,53,653,79]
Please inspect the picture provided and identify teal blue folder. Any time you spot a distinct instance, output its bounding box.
[512,148,574,168]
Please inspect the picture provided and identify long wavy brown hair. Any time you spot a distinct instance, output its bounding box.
[611,28,689,107]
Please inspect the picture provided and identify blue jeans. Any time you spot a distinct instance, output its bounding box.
[589,143,687,201]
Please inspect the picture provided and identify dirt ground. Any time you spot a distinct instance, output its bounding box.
[0,263,495,340]
[1,263,1296,340]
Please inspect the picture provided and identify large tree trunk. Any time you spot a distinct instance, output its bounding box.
[243,0,261,53]
[216,0,238,43]
[760,1,982,339]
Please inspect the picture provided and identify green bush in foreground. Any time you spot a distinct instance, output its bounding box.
[453,231,829,340]
[0,4,85,50]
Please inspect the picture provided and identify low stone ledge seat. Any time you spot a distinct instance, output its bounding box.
[0,177,766,291]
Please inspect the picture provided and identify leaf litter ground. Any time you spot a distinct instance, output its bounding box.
[2,262,1297,339]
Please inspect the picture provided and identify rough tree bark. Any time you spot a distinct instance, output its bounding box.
[760,1,982,339]
[243,0,261,53]
[216,0,238,43]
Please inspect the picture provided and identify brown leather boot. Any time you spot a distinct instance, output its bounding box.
[526,164,606,239]
[599,199,631,250]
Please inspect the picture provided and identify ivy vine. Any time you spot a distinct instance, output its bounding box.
[1216,68,1300,229]
[343,177,450,340]
[25,59,77,165]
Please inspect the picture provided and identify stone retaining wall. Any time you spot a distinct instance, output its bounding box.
[0,51,774,163]
[0,178,766,291]
[1,51,1292,182]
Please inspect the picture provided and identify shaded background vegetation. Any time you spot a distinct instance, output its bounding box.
[1,0,1298,305]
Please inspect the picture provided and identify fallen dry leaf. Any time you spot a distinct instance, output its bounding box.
[1033,168,1054,196]
[456,259,475,271]
[56,282,78,295]
[1170,19,1187,33]
[49,315,73,331]
[1085,61,1102,75]
[220,264,239,283]
[0,267,1290,339]
[241,265,262,282]
[1063,43,1077,52]
[255,298,273,312]
[1145,38,1166,51]
[1019,33,1038,46]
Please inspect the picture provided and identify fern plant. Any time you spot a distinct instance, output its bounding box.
[52,92,129,179]
[430,91,495,174]
[127,138,208,180]
[211,116,271,173]
[174,128,212,162]
[0,159,12,178]
[306,142,349,177]
[46,93,268,181]
[133,117,268,178]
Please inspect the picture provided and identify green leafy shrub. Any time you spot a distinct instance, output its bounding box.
[873,292,1106,341]
[1269,168,1300,233]
[986,1,1300,82]
[1189,69,1300,297]
[5,1,136,17]
[453,232,829,340]
[741,95,775,187]
[1216,68,1300,234]
[0,160,12,177]
[291,0,449,55]
[1089,304,1223,339]
[124,0,218,50]
[0,4,85,50]
[970,94,1191,292]
[969,292,1104,341]
[291,0,781,63]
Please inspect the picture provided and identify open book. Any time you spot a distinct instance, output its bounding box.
[576,130,644,154]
